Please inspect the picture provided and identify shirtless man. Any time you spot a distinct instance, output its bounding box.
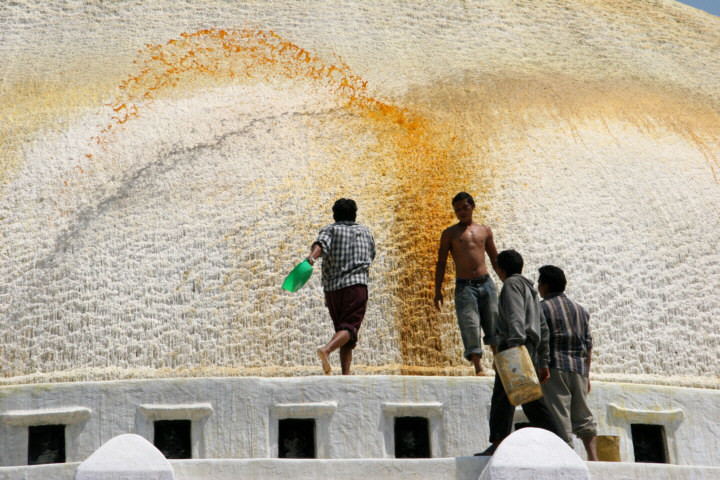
[434,192,500,375]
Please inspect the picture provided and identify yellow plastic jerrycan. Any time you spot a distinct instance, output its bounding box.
[494,345,543,406]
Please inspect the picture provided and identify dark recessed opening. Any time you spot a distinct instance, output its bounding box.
[631,423,667,463]
[28,424,66,465]
[154,419,192,459]
[394,416,431,458]
[279,418,316,458]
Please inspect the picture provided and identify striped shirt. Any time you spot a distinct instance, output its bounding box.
[540,293,593,377]
[313,221,376,291]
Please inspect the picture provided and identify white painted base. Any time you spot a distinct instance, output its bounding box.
[2,457,720,480]
[2,376,720,467]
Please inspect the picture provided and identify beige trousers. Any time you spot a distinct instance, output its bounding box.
[542,367,597,445]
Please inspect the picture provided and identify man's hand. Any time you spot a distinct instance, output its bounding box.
[538,367,550,384]
[434,292,443,311]
[587,378,591,393]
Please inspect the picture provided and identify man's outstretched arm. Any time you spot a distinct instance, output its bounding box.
[434,230,451,311]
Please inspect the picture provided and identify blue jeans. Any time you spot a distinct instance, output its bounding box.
[454,276,499,361]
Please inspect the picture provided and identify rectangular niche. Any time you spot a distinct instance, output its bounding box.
[2,406,91,465]
[269,402,337,459]
[154,419,192,459]
[394,416,430,458]
[278,418,316,459]
[608,403,683,464]
[28,424,66,465]
[631,424,668,463]
[381,402,444,458]
[137,403,213,459]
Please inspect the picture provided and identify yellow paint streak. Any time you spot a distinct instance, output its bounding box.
[0,77,113,188]
[48,28,719,377]
[380,72,719,372]
[352,104,480,370]
[89,27,482,371]
[405,72,720,178]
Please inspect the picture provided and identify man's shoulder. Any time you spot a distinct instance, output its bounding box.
[568,297,590,318]
[342,222,374,239]
[471,222,492,234]
[548,294,590,317]
[443,222,490,236]
[442,223,462,235]
[559,293,587,310]
[318,223,334,234]
[319,222,341,233]
[351,222,373,234]
[501,275,526,294]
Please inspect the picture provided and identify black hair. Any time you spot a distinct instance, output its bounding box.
[332,198,357,222]
[497,249,523,276]
[538,265,567,293]
[452,192,475,208]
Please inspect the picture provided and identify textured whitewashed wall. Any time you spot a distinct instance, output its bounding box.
[1,1,719,385]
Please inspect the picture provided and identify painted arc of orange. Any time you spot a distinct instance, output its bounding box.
[91,27,474,371]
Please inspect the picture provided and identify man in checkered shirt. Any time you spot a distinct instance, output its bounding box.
[308,198,376,375]
[537,265,598,460]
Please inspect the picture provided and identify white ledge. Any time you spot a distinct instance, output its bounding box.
[138,403,214,421]
[608,403,685,423]
[271,402,338,417]
[2,406,92,426]
[381,402,444,417]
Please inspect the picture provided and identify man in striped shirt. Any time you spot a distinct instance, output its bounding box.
[537,265,598,460]
[308,198,376,375]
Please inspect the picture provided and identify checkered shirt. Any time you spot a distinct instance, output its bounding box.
[540,293,593,377]
[313,221,376,291]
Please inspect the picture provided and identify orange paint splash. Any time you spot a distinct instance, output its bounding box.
[97,28,411,142]
[67,27,720,377]
[93,27,475,372]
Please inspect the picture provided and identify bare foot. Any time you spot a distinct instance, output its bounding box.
[475,369,490,376]
[317,348,331,375]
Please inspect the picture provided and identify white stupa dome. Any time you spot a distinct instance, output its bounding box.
[0,0,718,387]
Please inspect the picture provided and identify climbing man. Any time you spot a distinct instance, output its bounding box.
[308,198,376,375]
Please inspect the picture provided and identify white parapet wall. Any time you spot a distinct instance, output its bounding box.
[0,376,719,469]
[3,458,720,480]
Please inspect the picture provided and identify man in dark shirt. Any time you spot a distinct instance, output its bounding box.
[308,198,376,375]
[476,249,560,456]
[538,265,598,460]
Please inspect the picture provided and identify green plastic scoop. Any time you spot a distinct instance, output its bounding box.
[282,259,314,292]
